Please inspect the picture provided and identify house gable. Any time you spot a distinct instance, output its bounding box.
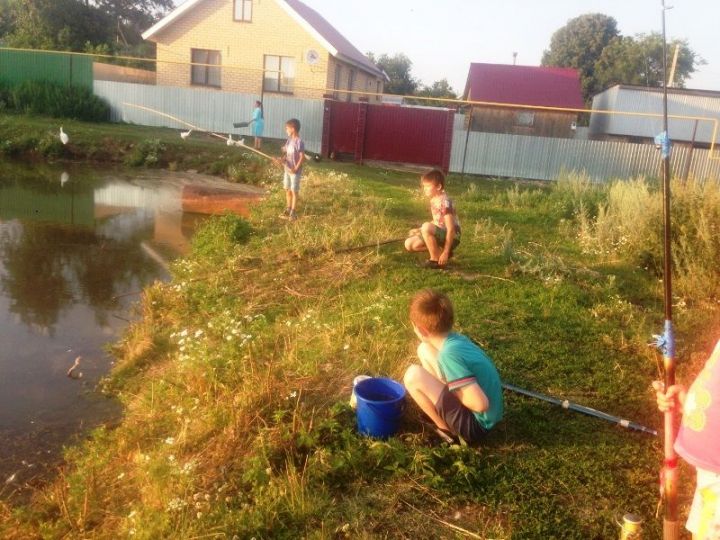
[143,0,383,81]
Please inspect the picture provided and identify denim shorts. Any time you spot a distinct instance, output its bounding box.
[283,170,301,193]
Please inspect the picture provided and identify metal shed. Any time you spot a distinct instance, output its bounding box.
[590,85,720,146]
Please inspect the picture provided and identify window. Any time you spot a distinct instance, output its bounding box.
[515,111,535,127]
[234,0,252,21]
[263,55,295,93]
[191,49,221,87]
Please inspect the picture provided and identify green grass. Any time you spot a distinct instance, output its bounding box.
[0,113,283,183]
[1,117,719,539]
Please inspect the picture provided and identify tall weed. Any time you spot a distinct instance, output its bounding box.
[572,175,720,299]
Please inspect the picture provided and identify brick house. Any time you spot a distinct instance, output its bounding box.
[142,0,387,100]
[463,63,584,138]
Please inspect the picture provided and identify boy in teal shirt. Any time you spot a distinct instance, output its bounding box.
[403,289,503,443]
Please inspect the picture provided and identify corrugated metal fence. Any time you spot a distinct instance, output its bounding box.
[449,114,720,181]
[94,81,323,153]
[0,49,93,89]
[85,80,720,182]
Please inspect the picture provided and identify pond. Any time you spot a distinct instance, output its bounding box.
[0,162,261,497]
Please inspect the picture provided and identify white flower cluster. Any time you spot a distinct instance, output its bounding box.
[166,498,187,512]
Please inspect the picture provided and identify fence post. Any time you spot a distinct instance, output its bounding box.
[354,100,367,164]
[321,97,332,158]
[681,119,699,183]
[441,108,455,174]
[460,106,475,178]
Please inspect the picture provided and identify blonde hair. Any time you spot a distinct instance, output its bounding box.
[409,289,454,334]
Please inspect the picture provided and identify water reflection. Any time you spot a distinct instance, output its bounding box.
[0,163,254,496]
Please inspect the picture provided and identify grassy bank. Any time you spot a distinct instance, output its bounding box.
[0,113,279,184]
[2,116,720,538]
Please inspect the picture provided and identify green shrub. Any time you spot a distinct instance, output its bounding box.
[573,176,720,300]
[190,213,253,262]
[124,139,167,167]
[8,80,109,121]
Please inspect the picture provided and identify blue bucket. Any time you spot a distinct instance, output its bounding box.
[354,377,406,439]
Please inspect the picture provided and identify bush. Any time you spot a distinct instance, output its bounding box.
[8,80,110,121]
[191,213,253,262]
[124,139,167,167]
[571,176,720,300]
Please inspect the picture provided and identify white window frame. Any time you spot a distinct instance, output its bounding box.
[191,49,221,88]
[233,0,252,22]
[263,55,295,94]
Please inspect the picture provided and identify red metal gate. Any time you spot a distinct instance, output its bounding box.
[323,100,454,172]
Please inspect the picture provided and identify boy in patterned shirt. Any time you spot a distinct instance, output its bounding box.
[404,169,460,269]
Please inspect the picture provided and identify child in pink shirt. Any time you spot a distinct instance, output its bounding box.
[654,338,720,539]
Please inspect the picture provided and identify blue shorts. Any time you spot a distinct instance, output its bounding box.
[283,170,301,193]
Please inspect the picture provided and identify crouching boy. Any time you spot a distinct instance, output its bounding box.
[404,289,503,444]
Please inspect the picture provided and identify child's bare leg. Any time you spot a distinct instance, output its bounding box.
[404,234,426,252]
[285,189,292,210]
[403,364,450,431]
[420,222,441,261]
[290,191,298,211]
[417,342,444,381]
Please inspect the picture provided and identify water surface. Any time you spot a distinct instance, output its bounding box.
[0,162,257,496]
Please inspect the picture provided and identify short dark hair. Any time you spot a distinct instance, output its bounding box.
[409,289,454,334]
[286,118,301,132]
[421,169,445,190]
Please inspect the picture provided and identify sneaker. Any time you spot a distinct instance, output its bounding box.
[422,260,440,269]
[288,210,298,221]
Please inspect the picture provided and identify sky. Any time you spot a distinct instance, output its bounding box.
[173,0,720,93]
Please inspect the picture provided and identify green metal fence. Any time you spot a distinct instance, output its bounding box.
[0,48,93,89]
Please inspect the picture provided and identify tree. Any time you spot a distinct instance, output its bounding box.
[417,78,457,99]
[595,33,704,90]
[0,0,15,39]
[541,13,619,102]
[4,0,113,50]
[0,0,172,52]
[413,78,457,107]
[88,0,174,45]
[367,52,419,96]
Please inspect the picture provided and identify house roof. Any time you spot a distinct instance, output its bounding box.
[282,0,384,78]
[142,0,385,79]
[464,63,585,109]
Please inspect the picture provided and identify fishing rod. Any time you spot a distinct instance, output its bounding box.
[111,236,406,299]
[331,237,405,255]
[656,2,679,537]
[502,383,657,436]
[122,103,282,165]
